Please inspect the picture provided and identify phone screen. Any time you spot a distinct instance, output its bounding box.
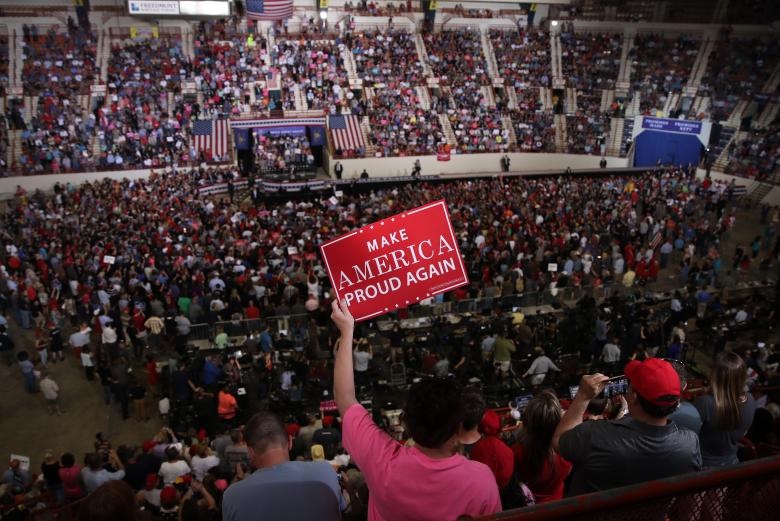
[569,386,579,399]
[602,378,629,398]
[513,394,533,413]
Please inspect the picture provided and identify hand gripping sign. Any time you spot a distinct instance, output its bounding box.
[319,200,469,322]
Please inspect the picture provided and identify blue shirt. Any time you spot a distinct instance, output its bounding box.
[19,360,34,375]
[667,342,683,360]
[202,360,221,386]
[222,461,344,521]
[669,401,702,434]
[259,331,273,353]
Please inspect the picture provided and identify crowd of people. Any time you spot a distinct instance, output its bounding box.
[511,110,556,152]
[343,0,416,18]
[0,163,779,519]
[274,39,351,113]
[100,34,193,170]
[0,32,8,97]
[4,15,779,175]
[560,28,622,93]
[349,29,424,87]
[365,88,445,157]
[629,34,700,115]
[695,32,780,122]
[726,123,780,181]
[489,28,556,152]
[489,27,551,114]
[253,132,315,175]
[559,28,619,155]
[349,28,436,157]
[193,17,269,118]
[17,23,98,175]
[424,29,510,153]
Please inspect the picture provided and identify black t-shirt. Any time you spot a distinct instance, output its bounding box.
[98,366,113,386]
[559,417,702,496]
[312,428,342,460]
[41,462,61,486]
[695,393,757,467]
[124,453,162,491]
[130,385,146,400]
[194,395,217,421]
[49,329,63,351]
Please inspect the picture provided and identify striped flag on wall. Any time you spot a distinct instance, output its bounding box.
[192,119,230,158]
[246,0,293,21]
[329,115,365,152]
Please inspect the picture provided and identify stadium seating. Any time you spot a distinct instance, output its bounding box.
[0,10,778,180]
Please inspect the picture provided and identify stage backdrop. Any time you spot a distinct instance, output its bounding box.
[631,117,712,168]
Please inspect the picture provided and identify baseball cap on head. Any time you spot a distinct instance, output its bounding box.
[311,444,325,461]
[625,358,681,406]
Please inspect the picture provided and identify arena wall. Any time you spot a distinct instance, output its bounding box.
[3,154,767,202]
[328,151,626,178]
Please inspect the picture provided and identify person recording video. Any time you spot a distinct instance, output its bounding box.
[552,359,701,496]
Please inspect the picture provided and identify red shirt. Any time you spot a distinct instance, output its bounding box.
[245,305,260,319]
[146,361,159,386]
[133,312,146,333]
[512,443,572,503]
[218,390,237,419]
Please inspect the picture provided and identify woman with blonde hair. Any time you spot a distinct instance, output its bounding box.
[512,390,572,503]
[695,351,757,467]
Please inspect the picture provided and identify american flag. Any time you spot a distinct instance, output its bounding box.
[329,115,365,152]
[650,232,663,250]
[192,119,230,158]
[246,0,293,21]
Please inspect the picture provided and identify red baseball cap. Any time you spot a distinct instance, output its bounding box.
[144,473,158,491]
[160,486,178,506]
[625,358,681,406]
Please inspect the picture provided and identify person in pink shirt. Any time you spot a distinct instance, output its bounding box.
[331,300,501,521]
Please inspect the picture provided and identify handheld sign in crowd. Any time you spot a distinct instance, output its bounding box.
[319,200,469,322]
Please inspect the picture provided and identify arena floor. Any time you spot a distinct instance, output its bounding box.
[0,197,775,474]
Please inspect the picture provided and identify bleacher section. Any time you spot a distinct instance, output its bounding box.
[695,34,780,122]
[0,8,778,180]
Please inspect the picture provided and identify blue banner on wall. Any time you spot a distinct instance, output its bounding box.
[634,131,702,168]
[641,117,702,135]
[255,126,306,137]
[234,128,250,150]
[310,126,326,146]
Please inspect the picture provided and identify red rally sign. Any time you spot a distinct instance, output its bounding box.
[319,200,469,322]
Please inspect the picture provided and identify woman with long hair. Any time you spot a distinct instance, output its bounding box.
[512,390,572,503]
[695,351,757,467]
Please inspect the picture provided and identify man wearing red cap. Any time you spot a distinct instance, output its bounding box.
[552,358,701,496]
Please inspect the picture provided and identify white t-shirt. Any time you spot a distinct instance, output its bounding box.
[353,351,371,372]
[158,397,170,415]
[40,378,59,400]
[601,343,621,363]
[159,460,191,484]
[191,455,220,481]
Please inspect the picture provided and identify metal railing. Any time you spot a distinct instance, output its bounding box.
[182,276,774,347]
[476,455,780,521]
